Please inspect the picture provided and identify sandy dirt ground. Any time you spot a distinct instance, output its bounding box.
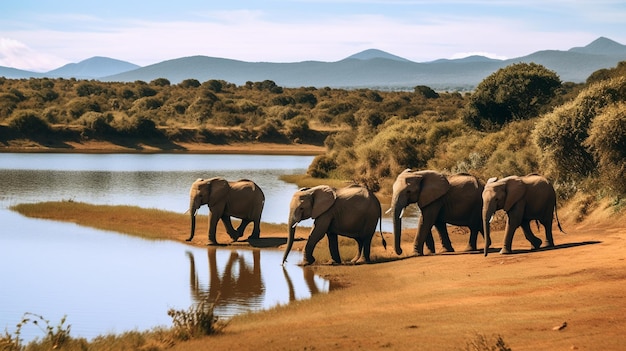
[164,199,626,351]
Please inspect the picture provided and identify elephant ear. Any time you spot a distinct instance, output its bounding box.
[504,177,526,212]
[207,177,231,207]
[311,185,337,219]
[417,171,451,208]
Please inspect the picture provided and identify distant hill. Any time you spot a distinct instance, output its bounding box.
[345,49,412,62]
[2,37,626,90]
[0,66,44,79]
[45,56,140,79]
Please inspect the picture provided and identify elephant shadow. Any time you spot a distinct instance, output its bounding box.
[503,240,602,255]
[246,236,293,248]
[417,240,602,256]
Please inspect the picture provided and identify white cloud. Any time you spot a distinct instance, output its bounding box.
[0,37,69,72]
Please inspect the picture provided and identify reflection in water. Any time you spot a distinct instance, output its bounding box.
[186,249,327,317]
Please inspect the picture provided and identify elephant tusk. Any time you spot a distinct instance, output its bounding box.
[291,221,299,228]
[489,215,494,223]
[183,209,189,215]
[399,208,405,219]
[385,207,392,214]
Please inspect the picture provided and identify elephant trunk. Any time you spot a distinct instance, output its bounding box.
[391,195,404,256]
[187,198,198,242]
[282,218,297,264]
[482,203,495,256]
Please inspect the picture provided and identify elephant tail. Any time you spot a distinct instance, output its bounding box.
[555,201,566,234]
[379,215,387,250]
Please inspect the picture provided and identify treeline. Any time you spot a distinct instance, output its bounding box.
[0,76,450,146]
[2,61,626,206]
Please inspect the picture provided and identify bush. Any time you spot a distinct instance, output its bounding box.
[584,102,626,194]
[7,110,51,135]
[167,301,226,340]
[534,77,626,186]
[463,63,561,130]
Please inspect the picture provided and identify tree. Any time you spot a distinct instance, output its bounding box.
[414,85,439,99]
[462,63,561,130]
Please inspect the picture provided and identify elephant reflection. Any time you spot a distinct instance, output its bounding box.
[187,249,329,313]
[282,266,330,302]
[187,250,264,312]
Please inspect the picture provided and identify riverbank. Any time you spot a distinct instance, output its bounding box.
[11,199,626,350]
[0,138,326,155]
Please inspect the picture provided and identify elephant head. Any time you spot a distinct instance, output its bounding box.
[282,185,336,264]
[187,177,230,241]
[482,176,525,256]
[389,170,450,255]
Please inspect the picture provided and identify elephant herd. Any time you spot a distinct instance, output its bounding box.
[186,171,564,266]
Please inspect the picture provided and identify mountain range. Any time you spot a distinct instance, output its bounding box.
[2,37,625,90]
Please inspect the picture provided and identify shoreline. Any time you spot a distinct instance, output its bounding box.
[0,140,326,156]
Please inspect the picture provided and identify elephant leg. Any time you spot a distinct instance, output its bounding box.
[501,213,522,254]
[327,233,342,264]
[220,214,240,241]
[541,218,554,247]
[236,219,252,240]
[351,238,364,264]
[413,213,437,256]
[521,221,542,250]
[434,222,454,253]
[207,213,220,245]
[302,223,327,265]
[249,219,261,240]
[464,228,480,252]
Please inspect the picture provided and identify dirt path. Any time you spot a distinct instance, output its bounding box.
[170,204,626,351]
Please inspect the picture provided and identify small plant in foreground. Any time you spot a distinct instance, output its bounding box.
[462,333,512,351]
[0,312,72,351]
[167,301,227,340]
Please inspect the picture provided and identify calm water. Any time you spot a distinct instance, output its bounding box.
[0,153,329,341]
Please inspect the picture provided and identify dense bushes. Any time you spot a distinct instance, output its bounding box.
[534,77,626,196]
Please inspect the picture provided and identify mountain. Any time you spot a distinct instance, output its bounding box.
[569,37,626,56]
[345,49,412,62]
[0,66,44,79]
[45,56,139,79]
[2,37,626,90]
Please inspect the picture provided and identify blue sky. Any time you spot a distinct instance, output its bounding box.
[1,0,625,72]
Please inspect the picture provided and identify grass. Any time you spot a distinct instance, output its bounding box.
[279,174,352,189]
[10,200,289,244]
[0,303,226,351]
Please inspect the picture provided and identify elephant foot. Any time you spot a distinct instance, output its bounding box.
[499,247,512,254]
[297,259,314,266]
[206,241,224,246]
[531,238,543,250]
[463,244,478,252]
[439,246,455,254]
[542,241,555,249]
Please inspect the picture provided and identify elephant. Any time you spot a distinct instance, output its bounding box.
[282,184,385,266]
[187,177,265,245]
[482,174,564,256]
[389,169,484,256]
